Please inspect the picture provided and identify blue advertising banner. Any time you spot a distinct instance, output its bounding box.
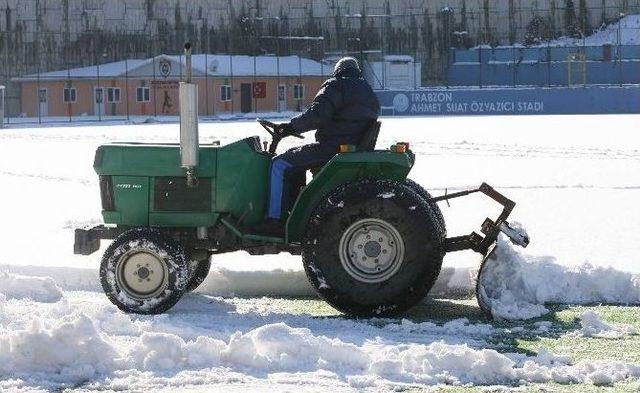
[376,86,640,116]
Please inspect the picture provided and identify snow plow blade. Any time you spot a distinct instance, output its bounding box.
[432,183,530,319]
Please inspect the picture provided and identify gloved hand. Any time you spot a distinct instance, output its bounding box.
[275,122,295,137]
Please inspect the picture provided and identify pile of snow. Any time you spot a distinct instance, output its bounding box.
[0,272,63,302]
[1,289,639,390]
[0,313,118,381]
[577,310,638,339]
[477,230,640,320]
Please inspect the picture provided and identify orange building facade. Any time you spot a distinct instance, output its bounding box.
[14,55,330,118]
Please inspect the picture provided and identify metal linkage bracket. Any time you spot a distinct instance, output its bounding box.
[74,225,126,255]
[432,183,529,255]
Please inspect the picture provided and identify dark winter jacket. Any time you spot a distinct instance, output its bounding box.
[289,68,380,147]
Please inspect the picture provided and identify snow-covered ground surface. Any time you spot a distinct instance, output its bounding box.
[1,115,640,391]
[550,13,640,46]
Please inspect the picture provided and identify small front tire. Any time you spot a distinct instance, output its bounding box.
[100,228,190,314]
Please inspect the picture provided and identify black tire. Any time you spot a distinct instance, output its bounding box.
[100,228,190,314]
[404,178,446,237]
[302,179,444,318]
[186,258,211,292]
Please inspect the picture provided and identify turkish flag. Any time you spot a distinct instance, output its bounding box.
[252,82,266,99]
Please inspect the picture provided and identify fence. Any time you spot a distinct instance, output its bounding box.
[0,86,4,128]
[1,2,639,124]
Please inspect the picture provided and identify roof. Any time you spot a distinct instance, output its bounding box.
[13,54,329,82]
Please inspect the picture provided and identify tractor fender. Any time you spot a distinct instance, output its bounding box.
[285,151,414,243]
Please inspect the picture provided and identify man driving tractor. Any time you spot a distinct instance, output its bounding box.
[258,57,380,236]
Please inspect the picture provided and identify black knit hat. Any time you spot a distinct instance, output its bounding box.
[334,57,360,76]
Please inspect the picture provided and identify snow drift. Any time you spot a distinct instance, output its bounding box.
[577,310,638,339]
[0,272,63,302]
[478,234,640,320]
[0,313,118,381]
[3,305,640,391]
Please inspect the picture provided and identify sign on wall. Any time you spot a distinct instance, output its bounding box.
[377,86,640,116]
[159,60,172,78]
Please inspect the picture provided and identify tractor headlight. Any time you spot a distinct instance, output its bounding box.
[99,175,115,211]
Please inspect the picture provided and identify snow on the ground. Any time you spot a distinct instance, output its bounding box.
[478,233,640,320]
[0,272,63,302]
[576,310,638,339]
[2,115,640,390]
[549,14,640,46]
[0,286,639,392]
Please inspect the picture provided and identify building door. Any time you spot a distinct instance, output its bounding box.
[240,83,252,113]
[278,85,287,111]
[38,88,48,117]
[93,87,104,116]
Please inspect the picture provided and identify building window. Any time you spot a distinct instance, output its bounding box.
[293,84,304,100]
[136,87,150,103]
[107,87,121,103]
[220,85,232,102]
[63,88,77,103]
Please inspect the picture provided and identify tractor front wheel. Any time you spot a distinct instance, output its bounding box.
[100,228,190,314]
[302,179,444,318]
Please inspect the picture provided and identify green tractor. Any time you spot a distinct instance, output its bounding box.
[74,45,529,318]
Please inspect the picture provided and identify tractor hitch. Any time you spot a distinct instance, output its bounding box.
[435,183,530,255]
[74,225,125,255]
[432,183,530,319]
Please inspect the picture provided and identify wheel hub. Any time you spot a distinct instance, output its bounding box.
[364,241,382,257]
[339,219,405,283]
[115,250,169,300]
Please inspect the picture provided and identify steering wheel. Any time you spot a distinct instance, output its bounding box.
[257,119,303,154]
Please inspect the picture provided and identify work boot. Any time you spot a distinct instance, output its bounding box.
[253,219,285,237]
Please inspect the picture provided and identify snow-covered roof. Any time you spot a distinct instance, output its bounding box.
[383,55,415,62]
[14,54,328,82]
[14,60,150,81]
[176,54,328,77]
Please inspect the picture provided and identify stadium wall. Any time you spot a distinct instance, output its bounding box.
[377,86,640,116]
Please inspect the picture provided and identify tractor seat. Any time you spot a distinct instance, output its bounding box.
[309,121,382,177]
[356,120,382,152]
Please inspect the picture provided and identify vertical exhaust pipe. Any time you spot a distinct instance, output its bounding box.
[180,43,199,187]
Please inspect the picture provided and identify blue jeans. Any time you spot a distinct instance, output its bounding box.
[268,143,337,219]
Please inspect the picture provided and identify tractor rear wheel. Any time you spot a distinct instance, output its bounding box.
[100,228,190,314]
[186,258,211,292]
[302,179,444,318]
[404,178,446,236]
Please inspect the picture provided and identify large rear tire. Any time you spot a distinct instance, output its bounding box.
[302,179,445,317]
[404,178,446,236]
[100,228,190,314]
[186,258,211,292]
